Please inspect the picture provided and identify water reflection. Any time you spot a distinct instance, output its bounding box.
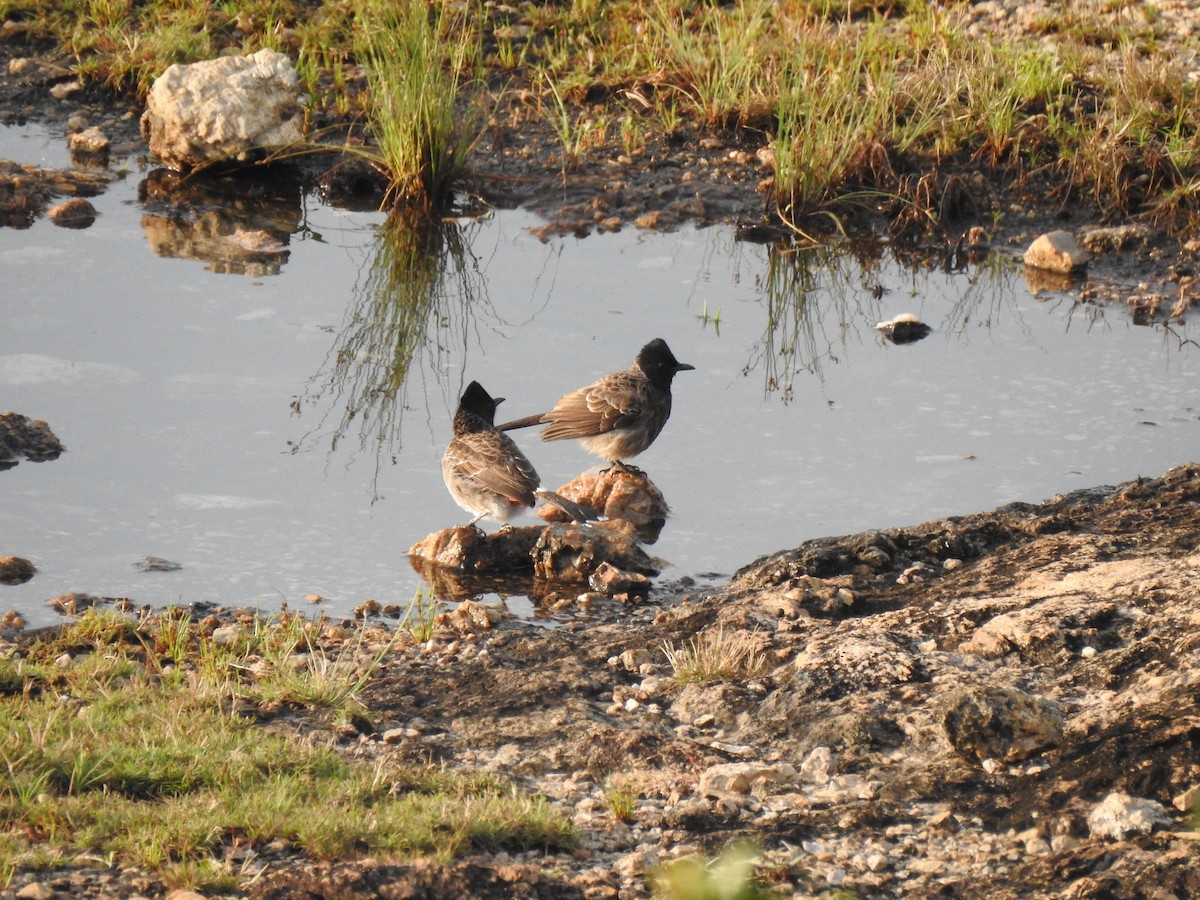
[292,209,492,494]
[137,168,301,275]
[743,241,1105,401]
[748,242,884,401]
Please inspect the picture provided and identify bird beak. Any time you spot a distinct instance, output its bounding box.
[676,362,695,372]
[495,397,506,405]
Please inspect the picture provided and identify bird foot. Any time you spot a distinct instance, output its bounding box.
[600,460,645,476]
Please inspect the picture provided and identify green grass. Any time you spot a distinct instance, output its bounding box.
[0,610,574,892]
[1,0,1198,227]
[352,0,487,207]
[653,842,779,900]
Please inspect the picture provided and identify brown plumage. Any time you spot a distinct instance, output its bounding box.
[442,381,593,526]
[498,338,694,465]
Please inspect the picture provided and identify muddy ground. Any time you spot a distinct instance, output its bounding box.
[3,17,1200,900]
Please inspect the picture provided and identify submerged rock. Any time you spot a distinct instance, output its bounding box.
[532,521,660,582]
[67,125,111,167]
[0,413,65,470]
[48,197,97,228]
[875,313,931,344]
[0,556,36,585]
[409,519,660,586]
[409,525,543,575]
[132,556,183,573]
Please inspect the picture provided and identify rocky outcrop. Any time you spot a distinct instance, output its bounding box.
[367,464,1200,897]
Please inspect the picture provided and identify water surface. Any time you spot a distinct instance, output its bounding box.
[2,125,1197,628]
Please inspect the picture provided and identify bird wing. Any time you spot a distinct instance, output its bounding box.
[444,431,539,505]
[541,372,645,440]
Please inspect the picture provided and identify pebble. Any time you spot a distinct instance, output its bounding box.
[15,884,55,900]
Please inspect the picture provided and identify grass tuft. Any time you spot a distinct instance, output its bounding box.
[662,625,766,686]
[353,0,488,208]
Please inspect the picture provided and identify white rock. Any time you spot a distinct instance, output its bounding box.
[699,761,796,796]
[140,49,306,171]
[1023,230,1089,273]
[211,624,244,646]
[799,746,837,784]
[1086,791,1172,840]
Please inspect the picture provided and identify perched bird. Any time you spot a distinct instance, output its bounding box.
[442,381,590,527]
[498,338,694,467]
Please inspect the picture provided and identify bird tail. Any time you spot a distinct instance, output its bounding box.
[534,490,598,524]
[496,413,547,432]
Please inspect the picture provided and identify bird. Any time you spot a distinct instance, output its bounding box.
[497,338,694,468]
[441,381,591,527]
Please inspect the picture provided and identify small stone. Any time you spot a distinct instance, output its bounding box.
[1173,782,1200,812]
[211,624,244,646]
[941,686,1064,762]
[16,883,55,900]
[0,555,36,584]
[132,556,182,572]
[67,125,110,156]
[618,648,651,671]
[1087,792,1171,840]
[799,746,836,784]
[1023,230,1089,273]
[875,313,931,344]
[49,80,82,100]
[48,197,97,228]
[590,561,651,597]
[634,210,662,229]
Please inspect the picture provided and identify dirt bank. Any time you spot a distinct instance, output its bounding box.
[245,463,1200,898]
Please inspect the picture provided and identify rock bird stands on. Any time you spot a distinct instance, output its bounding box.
[442,381,589,527]
[498,338,694,468]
